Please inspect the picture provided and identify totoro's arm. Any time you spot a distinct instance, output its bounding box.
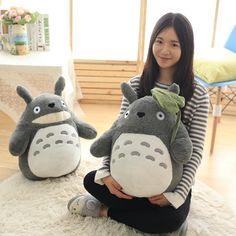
[9,123,31,156]
[55,76,97,139]
[90,129,115,158]
[71,113,97,139]
[170,124,193,164]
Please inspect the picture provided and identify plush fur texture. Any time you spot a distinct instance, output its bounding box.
[9,76,97,180]
[90,83,192,197]
[0,158,236,236]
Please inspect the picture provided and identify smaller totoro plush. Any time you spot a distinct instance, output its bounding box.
[9,76,97,181]
[90,82,192,197]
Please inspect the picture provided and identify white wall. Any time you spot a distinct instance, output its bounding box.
[215,0,236,47]
[145,0,216,54]
[72,0,235,60]
[1,0,235,60]
[72,0,140,60]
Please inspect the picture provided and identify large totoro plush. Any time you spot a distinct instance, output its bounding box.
[90,82,192,197]
[9,76,97,181]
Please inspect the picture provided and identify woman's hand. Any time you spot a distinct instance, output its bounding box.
[102,175,133,199]
[148,194,171,207]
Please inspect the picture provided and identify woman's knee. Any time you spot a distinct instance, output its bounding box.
[83,170,96,191]
[166,214,186,233]
[147,211,187,233]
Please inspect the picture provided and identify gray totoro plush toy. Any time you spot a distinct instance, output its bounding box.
[9,76,97,181]
[90,82,192,197]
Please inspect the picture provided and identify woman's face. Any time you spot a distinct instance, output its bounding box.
[152,27,181,70]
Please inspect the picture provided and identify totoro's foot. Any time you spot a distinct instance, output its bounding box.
[67,194,101,217]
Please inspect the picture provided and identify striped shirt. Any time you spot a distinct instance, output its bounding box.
[95,76,209,208]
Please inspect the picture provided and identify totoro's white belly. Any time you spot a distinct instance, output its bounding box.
[28,124,80,178]
[110,133,172,197]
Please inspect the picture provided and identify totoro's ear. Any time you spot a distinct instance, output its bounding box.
[16,86,33,104]
[121,82,138,104]
[55,76,65,96]
[169,83,180,95]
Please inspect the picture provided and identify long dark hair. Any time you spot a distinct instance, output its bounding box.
[139,12,194,104]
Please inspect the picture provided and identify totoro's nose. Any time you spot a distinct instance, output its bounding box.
[137,112,145,118]
[48,102,55,108]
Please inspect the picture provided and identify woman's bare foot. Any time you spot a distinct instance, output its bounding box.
[99,204,108,217]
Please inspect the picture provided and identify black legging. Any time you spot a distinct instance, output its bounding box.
[83,170,191,234]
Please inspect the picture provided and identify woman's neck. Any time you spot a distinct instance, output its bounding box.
[157,68,175,85]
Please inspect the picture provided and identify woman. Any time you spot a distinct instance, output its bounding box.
[68,12,209,234]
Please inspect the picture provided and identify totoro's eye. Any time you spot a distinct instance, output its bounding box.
[156,111,165,120]
[61,100,66,107]
[33,106,41,114]
[124,110,130,118]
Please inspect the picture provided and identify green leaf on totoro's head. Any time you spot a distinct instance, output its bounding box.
[151,87,185,113]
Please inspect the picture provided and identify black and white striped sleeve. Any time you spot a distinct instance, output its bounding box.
[164,83,209,208]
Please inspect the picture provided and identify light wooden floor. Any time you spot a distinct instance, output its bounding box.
[1,103,236,213]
